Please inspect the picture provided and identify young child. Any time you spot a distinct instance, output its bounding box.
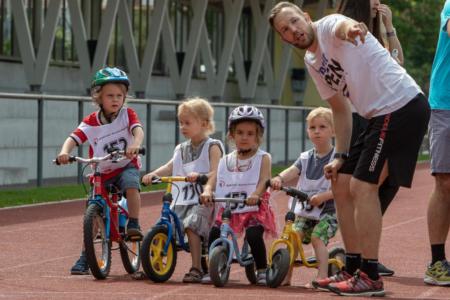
[142,97,223,283]
[57,67,145,275]
[270,107,338,288]
[201,105,277,285]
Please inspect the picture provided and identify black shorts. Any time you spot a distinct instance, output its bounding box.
[340,94,430,187]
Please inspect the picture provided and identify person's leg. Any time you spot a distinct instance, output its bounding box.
[311,236,329,279]
[424,174,450,286]
[246,225,266,271]
[332,173,362,274]
[182,229,203,283]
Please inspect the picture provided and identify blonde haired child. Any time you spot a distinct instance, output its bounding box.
[57,67,144,275]
[201,105,277,285]
[142,97,224,283]
[270,107,338,287]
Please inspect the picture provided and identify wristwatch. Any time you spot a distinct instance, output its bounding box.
[334,152,349,160]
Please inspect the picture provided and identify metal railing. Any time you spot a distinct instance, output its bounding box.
[0,92,312,186]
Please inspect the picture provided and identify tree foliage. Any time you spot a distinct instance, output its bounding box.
[384,0,443,93]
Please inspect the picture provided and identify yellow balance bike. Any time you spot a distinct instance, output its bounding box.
[266,184,345,288]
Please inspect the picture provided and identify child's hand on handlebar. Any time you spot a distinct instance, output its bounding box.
[270,176,283,190]
[126,144,141,159]
[186,172,200,183]
[246,194,260,206]
[56,153,71,165]
[142,173,157,186]
[309,194,324,207]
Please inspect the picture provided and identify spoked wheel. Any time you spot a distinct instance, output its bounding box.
[244,260,257,284]
[83,204,111,279]
[209,245,230,287]
[266,248,290,288]
[328,247,346,276]
[141,226,177,282]
[120,237,141,274]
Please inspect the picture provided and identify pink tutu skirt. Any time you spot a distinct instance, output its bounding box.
[214,191,277,238]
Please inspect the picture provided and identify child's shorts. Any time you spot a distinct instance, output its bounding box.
[173,204,215,241]
[292,213,338,246]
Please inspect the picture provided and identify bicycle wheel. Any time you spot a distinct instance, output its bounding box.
[141,225,177,282]
[83,203,111,279]
[328,247,345,276]
[244,260,257,284]
[209,245,230,287]
[266,248,290,288]
[119,237,141,274]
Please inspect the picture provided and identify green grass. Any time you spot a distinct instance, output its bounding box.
[0,160,429,209]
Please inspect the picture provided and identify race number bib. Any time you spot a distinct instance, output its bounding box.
[172,182,203,205]
[224,192,258,214]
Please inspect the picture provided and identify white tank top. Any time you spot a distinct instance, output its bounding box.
[80,108,137,173]
[171,138,223,206]
[290,149,335,220]
[215,149,268,214]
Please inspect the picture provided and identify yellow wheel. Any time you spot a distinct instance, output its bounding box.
[141,226,177,282]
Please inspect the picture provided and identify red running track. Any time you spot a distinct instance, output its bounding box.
[0,163,449,299]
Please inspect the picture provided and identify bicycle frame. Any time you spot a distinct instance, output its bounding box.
[209,198,253,267]
[267,188,344,270]
[153,176,194,255]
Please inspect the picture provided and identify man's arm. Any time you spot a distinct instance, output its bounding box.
[327,93,352,154]
[335,19,368,45]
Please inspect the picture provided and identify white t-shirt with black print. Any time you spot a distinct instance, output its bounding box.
[305,14,421,119]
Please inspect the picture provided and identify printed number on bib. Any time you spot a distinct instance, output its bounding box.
[182,183,203,202]
[224,192,247,211]
[103,138,128,153]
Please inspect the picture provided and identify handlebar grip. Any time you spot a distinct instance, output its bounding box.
[196,174,208,185]
[138,147,146,155]
[284,187,309,201]
[53,156,76,165]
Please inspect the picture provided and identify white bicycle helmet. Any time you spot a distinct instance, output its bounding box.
[228,105,265,131]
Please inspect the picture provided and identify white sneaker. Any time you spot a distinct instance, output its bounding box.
[256,271,266,285]
[201,273,212,284]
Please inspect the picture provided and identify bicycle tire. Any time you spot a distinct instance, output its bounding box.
[209,245,230,287]
[141,225,177,282]
[266,248,290,288]
[83,203,112,279]
[119,238,141,274]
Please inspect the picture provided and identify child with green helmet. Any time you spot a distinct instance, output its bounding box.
[57,67,145,275]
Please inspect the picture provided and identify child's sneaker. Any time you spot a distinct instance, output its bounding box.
[311,270,352,291]
[127,219,143,240]
[70,253,89,275]
[256,270,267,285]
[424,260,450,286]
[328,270,385,297]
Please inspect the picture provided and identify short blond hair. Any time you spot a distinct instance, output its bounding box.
[90,82,128,107]
[269,1,304,27]
[178,97,215,135]
[306,107,334,128]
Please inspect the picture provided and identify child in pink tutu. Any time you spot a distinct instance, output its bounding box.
[201,105,276,285]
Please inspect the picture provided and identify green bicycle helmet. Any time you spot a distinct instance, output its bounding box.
[91,67,130,88]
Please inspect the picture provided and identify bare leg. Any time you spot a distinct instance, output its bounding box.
[311,236,329,279]
[186,229,202,271]
[428,174,450,245]
[332,174,361,254]
[126,188,140,219]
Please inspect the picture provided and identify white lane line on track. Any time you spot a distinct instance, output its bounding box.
[382,216,425,231]
[0,255,76,272]
[415,286,440,299]
[0,220,79,234]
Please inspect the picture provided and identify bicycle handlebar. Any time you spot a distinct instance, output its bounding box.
[53,148,145,165]
[265,179,309,202]
[147,174,209,186]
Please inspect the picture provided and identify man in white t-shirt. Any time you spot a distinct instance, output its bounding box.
[269,2,430,297]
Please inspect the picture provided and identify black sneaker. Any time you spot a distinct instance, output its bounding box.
[70,253,89,275]
[127,219,143,240]
[377,262,394,276]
